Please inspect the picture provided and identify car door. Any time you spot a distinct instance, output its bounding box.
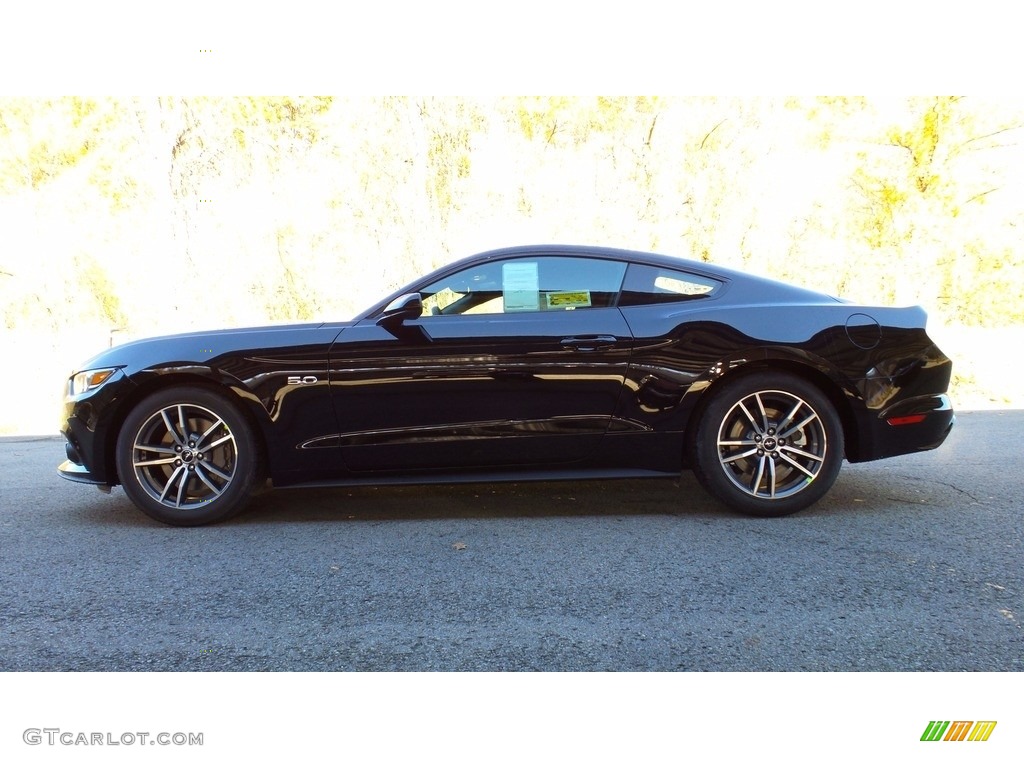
[329,255,634,472]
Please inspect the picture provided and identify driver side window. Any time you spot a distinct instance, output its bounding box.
[420,256,627,316]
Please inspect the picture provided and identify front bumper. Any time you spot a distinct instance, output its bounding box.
[57,457,108,486]
[58,368,135,487]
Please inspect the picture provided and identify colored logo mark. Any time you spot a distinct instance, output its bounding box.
[921,721,997,742]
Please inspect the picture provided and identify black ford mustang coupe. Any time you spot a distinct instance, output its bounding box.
[59,245,954,526]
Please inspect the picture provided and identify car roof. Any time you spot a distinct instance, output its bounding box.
[463,243,723,273]
[360,244,836,319]
[430,244,810,289]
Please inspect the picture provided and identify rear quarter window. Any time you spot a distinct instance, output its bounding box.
[619,264,722,306]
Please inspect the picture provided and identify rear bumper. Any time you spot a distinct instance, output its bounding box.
[853,393,954,462]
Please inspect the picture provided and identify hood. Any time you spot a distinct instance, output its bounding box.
[76,321,352,373]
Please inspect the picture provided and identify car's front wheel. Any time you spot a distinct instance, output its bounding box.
[690,372,844,517]
[114,386,263,526]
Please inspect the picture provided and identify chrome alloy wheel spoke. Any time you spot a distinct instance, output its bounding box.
[193,464,224,497]
[720,447,760,464]
[751,455,766,494]
[778,412,818,441]
[203,433,233,451]
[134,443,176,454]
[196,418,225,449]
[737,400,765,435]
[175,468,189,507]
[158,465,185,504]
[177,405,189,445]
[133,456,178,468]
[753,393,770,434]
[777,450,817,478]
[718,438,759,465]
[775,398,805,434]
[780,444,824,463]
[199,459,232,482]
[160,409,185,446]
[748,455,779,498]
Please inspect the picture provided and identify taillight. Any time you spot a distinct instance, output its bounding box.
[887,414,927,426]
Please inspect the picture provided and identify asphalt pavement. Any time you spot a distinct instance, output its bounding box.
[1,411,1021,671]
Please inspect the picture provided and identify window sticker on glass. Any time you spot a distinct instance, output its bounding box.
[545,291,592,310]
[502,262,540,312]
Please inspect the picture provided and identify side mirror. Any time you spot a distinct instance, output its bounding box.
[376,293,432,343]
[378,293,423,325]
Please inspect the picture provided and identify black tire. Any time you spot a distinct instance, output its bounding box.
[114,386,264,526]
[690,372,843,517]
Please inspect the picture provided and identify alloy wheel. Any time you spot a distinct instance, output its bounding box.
[130,402,238,509]
[716,389,828,500]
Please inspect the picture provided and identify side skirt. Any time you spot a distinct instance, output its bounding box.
[275,467,680,490]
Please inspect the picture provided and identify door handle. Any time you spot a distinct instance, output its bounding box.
[560,335,619,352]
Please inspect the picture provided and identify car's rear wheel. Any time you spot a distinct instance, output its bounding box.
[114,386,263,526]
[690,372,843,517]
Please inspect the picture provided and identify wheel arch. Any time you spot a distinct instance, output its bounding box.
[102,370,271,487]
[683,357,862,465]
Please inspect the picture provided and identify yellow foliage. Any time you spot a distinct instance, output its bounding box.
[76,254,126,326]
[1,95,1022,338]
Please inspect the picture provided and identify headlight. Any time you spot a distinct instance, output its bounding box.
[69,368,119,396]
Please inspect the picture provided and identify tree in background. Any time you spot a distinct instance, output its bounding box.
[2,95,1023,336]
